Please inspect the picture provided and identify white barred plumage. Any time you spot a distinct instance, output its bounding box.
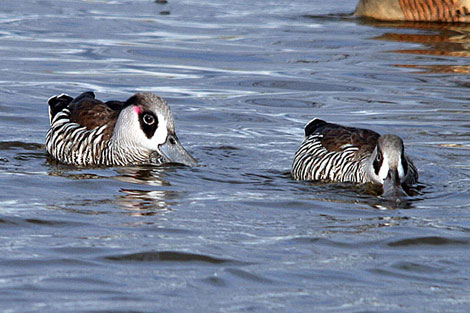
[46,91,197,167]
[47,108,107,165]
[292,134,365,182]
[291,118,418,195]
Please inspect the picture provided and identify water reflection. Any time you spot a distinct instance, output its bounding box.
[363,20,470,73]
[44,164,178,216]
[299,181,421,210]
[116,189,171,216]
[113,166,178,216]
[114,166,170,186]
[321,214,410,234]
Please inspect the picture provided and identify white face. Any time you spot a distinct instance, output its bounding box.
[113,105,168,151]
[377,152,390,183]
[396,155,406,179]
[373,148,406,184]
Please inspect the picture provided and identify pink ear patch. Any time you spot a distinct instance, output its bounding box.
[133,105,143,115]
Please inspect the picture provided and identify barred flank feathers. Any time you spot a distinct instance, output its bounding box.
[291,135,368,183]
[46,108,111,166]
[46,92,171,167]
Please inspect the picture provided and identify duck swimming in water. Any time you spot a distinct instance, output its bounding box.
[46,91,197,167]
[291,118,418,196]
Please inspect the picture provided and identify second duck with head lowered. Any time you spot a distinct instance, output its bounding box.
[46,91,197,167]
[291,118,418,196]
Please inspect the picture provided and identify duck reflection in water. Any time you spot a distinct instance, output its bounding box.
[351,0,470,73]
[358,19,470,73]
[114,166,179,216]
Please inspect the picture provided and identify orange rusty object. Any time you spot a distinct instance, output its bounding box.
[355,0,470,22]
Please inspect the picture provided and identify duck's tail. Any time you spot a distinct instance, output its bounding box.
[47,94,74,124]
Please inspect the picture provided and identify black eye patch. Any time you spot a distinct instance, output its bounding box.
[373,149,383,176]
[139,111,159,139]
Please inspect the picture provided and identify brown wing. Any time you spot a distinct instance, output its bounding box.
[68,93,120,129]
[305,118,380,155]
[68,92,124,141]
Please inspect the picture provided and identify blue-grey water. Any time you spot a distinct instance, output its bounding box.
[1,0,470,312]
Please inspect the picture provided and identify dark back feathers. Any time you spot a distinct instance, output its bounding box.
[305,118,380,154]
[49,91,126,141]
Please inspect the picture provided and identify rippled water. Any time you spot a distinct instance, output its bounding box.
[1,0,470,312]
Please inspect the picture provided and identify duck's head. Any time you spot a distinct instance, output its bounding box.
[113,92,197,167]
[369,134,410,197]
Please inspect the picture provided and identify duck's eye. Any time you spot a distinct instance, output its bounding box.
[139,111,159,139]
[143,113,155,125]
[373,150,383,176]
[376,151,382,163]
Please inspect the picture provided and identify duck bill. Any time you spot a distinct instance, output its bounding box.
[158,134,197,167]
[382,169,407,198]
